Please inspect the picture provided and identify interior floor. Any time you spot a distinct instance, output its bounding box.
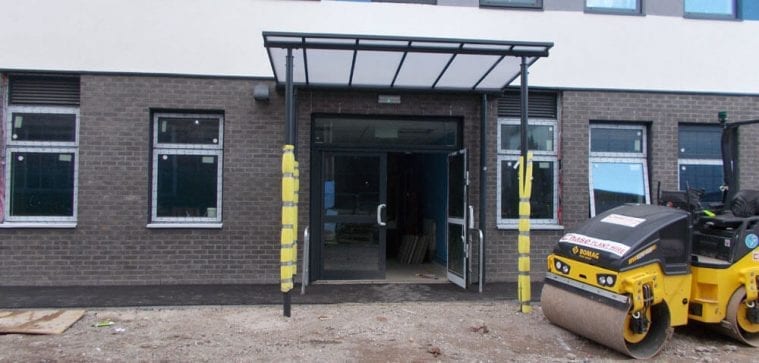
[385,259,447,283]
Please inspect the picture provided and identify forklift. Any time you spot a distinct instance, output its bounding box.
[540,112,759,359]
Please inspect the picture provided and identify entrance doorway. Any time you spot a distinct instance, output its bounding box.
[385,152,448,282]
[309,115,470,286]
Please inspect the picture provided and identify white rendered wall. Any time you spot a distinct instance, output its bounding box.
[0,0,757,94]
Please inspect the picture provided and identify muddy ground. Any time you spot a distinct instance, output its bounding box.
[1,301,756,362]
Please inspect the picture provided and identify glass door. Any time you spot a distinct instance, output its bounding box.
[447,149,468,288]
[320,152,387,279]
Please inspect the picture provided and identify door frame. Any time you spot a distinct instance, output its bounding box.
[446,149,469,288]
[308,114,464,282]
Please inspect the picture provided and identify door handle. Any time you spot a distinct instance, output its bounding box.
[468,205,475,229]
[377,203,387,226]
[301,226,309,295]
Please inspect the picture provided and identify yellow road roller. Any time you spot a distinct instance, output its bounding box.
[541,204,758,358]
[541,114,759,359]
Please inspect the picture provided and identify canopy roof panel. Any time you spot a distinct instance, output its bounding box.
[263,32,552,92]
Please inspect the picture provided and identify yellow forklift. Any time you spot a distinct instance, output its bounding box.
[541,113,759,359]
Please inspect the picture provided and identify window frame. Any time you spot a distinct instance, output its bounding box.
[683,0,737,20]
[588,123,650,217]
[498,118,557,156]
[150,112,224,226]
[3,105,80,224]
[678,159,723,189]
[584,0,642,15]
[677,124,724,201]
[496,117,560,228]
[480,0,543,10]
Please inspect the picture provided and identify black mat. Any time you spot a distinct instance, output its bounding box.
[0,282,543,309]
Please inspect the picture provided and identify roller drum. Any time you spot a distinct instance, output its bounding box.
[718,287,759,347]
[541,283,672,359]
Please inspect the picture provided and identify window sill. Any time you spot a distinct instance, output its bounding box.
[0,222,77,229]
[147,223,223,229]
[497,224,564,231]
[479,0,542,10]
[683,14,740,21]
[584,8,643,16]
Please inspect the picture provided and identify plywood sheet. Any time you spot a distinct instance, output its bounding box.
[0,310,85,335]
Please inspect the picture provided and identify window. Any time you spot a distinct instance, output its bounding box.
[480,0,542,9]
[4,107,79,223]
[373,0,436,3]
[585,0,641,14]
[3,75,80,226]
[497,119,559,227]
[151,113,223,226]
[336,0,436,3]
[314,117,459,148]
[678,124,723,203]
[684,0,736,18]
[589,124,649,216]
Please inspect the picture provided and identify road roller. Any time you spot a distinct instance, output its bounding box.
[541,113,759,359]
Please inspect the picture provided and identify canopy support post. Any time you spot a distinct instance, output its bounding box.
[518,57,532,313]
[520,58,529,175]
[285,48,296,148]
[283,48,295,318]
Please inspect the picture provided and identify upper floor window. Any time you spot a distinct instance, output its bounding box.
[480,0,542,9]
[585,0,641,14]
[678,124,723,203]
[589,123,650,217]
[335,0,436,3]
[2,75,80,226]
[684,0,736,19]
[150,113,224,226]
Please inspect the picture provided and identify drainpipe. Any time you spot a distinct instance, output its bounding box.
[479,93,488,293]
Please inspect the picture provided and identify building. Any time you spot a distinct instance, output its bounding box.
[1,0,758,288]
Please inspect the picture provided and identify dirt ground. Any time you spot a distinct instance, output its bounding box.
[1,301,757,362]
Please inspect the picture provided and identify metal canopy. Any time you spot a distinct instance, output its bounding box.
[263,32,553,92]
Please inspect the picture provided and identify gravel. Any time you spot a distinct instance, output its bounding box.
[1,301,756,362]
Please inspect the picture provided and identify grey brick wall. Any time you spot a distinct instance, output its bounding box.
[560,90,759,230]
[486,90,759,281]
[484,93,562,282]
[1,75,286,285]
[2,75,758,286]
